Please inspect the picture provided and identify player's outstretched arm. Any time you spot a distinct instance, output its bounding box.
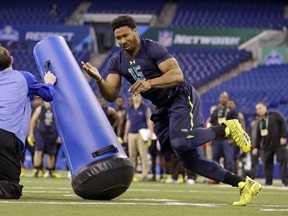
[82,61,121,102]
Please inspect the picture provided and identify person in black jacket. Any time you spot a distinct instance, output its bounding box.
[253,102,288,186]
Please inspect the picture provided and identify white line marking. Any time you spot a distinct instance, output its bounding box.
[260,208,288,212]
[0,200,225,207]
[121,198,177,202]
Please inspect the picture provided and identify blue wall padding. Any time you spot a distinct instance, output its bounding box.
[33,36,127,175]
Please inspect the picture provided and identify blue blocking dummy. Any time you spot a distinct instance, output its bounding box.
[33,36,134,200]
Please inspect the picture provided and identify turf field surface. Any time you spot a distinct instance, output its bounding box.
[1,172,288,216]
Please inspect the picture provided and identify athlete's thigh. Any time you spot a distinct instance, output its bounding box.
[168,87,204,140]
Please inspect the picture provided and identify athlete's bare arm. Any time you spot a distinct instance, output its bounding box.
[81,61,121,102]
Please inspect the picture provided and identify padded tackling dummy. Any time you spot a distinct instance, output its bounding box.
[33,35,134,200]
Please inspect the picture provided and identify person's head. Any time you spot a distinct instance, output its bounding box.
[0,47,13,71]
[97,95,106,107]
[210,105,217,114]
[116,95,125,109]
[128,96,133,106]
[255,101,268,117]
[44,101,51,110]
[32,96,42,107]
[110,15,139,54]
[219,91,229,106]
[132,94,142,104]
[227,99,237,110]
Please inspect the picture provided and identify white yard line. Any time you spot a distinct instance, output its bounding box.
[0,200,225,207]
[1,200,288,210]
[260,208,288,212]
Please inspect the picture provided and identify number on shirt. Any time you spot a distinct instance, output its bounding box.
[128,65,145,81]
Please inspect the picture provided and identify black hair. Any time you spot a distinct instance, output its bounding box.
[110,15,137,32]
[228,98,237,104]
[256,101,266,107]
[0,47,12,71]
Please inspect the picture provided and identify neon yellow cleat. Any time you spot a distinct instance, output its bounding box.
[20,168,25,177]
[178,174,184,183]
[33,169,44,178]
[233,176,262,206]
[133,176,140,182]
[44,171,62,179]
[223,119,251,153]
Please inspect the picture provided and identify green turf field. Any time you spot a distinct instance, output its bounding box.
[1,171,288,216]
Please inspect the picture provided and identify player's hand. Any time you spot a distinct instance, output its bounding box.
[280,138,287,145]
[252,148,258,156]
[129,80,152,96]
[81,61,102,82]
[44,71,57,85]
[56,136,61,144]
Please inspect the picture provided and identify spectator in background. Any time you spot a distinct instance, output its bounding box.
[227,98,245,175]
[147,104,166,181]
[149,139,166,181]
[124,94,153,182]
[98,95,119,133]
[49,3,58,16]
[201,105,217,161]
[165,152,197,184]
[253,102,288,187]
[115,96,126,137]
[0,46,56,199]
[210,92,239,174]
[247,114,260,179]
[202,105,216,184]
[21,96,43,177]
[28,102,61,178]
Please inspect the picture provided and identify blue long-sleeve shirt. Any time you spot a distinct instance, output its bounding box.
[0,69,55,148]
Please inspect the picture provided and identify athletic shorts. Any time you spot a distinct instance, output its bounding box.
[151,82,204,152]
[34,130,58,155]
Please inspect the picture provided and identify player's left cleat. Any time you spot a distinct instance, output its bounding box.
[222,119,251,153]
[233,176,262,206]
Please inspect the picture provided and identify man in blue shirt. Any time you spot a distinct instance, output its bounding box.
[124,94,153,182]
[0,46,56,199]
[82,15,262,206]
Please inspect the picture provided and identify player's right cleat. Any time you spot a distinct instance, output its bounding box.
[222,119,251,153]
[233,176,262,206]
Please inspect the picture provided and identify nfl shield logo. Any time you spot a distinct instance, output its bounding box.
[158,31,173,47]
